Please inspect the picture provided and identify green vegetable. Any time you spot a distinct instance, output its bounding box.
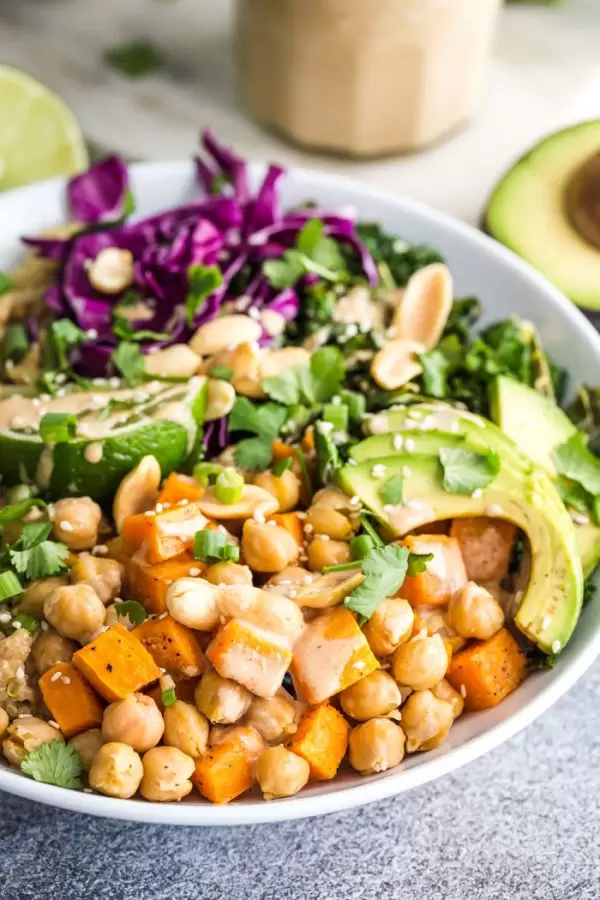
[111,341,145,384]
[339,390,366,425]
[349,223,442,287]
[350,534,375,560]
[406,552,435,576]
[3,324,29,364]
[39,412,77,445]
[194,529,240,563]
[208,365,233,382]
[263,219,348,289]
[214,468,244,504]
[112,317,168,343]
[358,511,383,547]
[0,498,47,525]
[233,437,274,471]
[322,402,348,433]
[295,446,313,502]
[379,473,404,506]
[185,264,223,326]
[21,740,83,789]
[439,447,501,495]
[162,685,177,707]
[272,457,293,477]
[114,600,148,626]
[314,423,341,485]
[344,545,411,621]
[104,40,165,78]
[12,612,41,633]
[8,522,69,581]
[44,319,86,374]
[0,571,23,603]
[418,349,450,399]
[0,271,13,295]
[229,397,288,471]
[262,346,344,408]
[554,432,600,496]
[193,462,224,487]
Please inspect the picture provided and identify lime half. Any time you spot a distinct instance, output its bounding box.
[0,65,88,191]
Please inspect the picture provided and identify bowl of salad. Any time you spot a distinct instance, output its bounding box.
[0,132,599,826]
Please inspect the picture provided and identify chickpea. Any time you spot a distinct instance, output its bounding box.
[266,567,313,588]
[70,553,123,605]
[241,521,298,573]
[392,633,448,690]
[363,598,414,657]
[349,718,406,775]
[247,695,297,742]
[311,487,354,513]
[340,671,402,721]
[420,727,451,752]
[163,701,209,758]
[52,497,102,551]
[166,578,220,631]
[256,746,310,799]
[140,746,195,802]
[89,742,143,799]
[2,716,63,767]
[307,537,351,571]
[0,708,9,740]
[305,507,353,541]
[18,577,68,617]
[194,670,252,724]
[102,693,164,753]
[208,724,265,760]
[32,631,77,675]
[44,584,106,643]
[448,582,505,641]
[401,690,454,753]
[69,728,105,771]
[204,562,253,587]
[254,469,301,512]
[431,679,464,720]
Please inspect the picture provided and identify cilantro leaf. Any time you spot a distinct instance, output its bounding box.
[112,317,168,343]
[406,552,434,576]
[261,346,344,408]
[9,540,69,581]
[263,254,305,290]
[21,740,83,789]
[114,600,148,625]
[19,522,53,549]
[0,498,47,526]
[111,341,144,384]
[297,219,346,273]
[229,397,287,439]
[553,432,600,497]
[261,368,301,406]
[263,219,347,290]
[44,319,86,373]
[379,474,404,506]
[419,349,450,399]
[309,347,345,404]
[208,365,233,382]
[185,264,223,325]
[556,478,593,514]
[439,447,500,495]
[344,545,410,620]
[234,437,274,471]
[272,457,293,477]
[104,39,165,78]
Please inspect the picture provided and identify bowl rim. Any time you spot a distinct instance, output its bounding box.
[2,159,600,826]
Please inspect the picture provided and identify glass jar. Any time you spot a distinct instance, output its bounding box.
[235,0,502,157]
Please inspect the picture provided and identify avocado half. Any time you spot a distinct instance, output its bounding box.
[485,120,600,309]
[339,402,583,654]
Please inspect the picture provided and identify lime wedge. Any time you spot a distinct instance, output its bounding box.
[0,65,88,191]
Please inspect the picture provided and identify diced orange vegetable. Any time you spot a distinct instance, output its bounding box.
[206,619,292,698]
[446,628,526,711]
[157,472,205,507]
[268,512,303,547]
[400,535,468,608]
[122,501,208,563]
[450,517,516,582]
[146,677,199,711]
[301,426,315,453]
[193,725,260,804]
[125,551,203,614]
[272,440,297,462]
[39,662,104,739]
[287,703,349,780]
[73,623,161,702]
[291,606,379,704]
[133,615,205,679]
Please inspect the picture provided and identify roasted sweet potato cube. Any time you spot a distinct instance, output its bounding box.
[133,614,205,679]
[287,703,349,780]
[400,535,467,607]
[193,725,262,804]
[157,473,205,506]
[73,623,161,702]
[125,551,203,614]
[206,619,292,698]
[39,662,104,738]
[447,628,526,710]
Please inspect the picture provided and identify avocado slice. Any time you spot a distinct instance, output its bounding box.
[485,120,600,309]
[338,450,583,654]
[0,377,207,503]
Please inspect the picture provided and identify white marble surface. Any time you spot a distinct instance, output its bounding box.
[1,0,599,223]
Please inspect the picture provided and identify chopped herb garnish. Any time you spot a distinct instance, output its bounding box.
[314,423,341,485]
[7,521,69,582]
[272,457,293,477]
[21,740,83,789]
[406,552,435,576]
[39,412,77,444]
[344,545,410,621]
[44,319,86,373]
[229,397,288,471]
[350,534,375,561]
[439,447,500,495]
[234,436,274,471]
[358,511,384,547]
[112,317,169,343]
[104,40,165,78]
[194,529,240,563]
[208,365,233,382]
[295,446,313,502]
[12,612,41,633]
[214,467,244,504]
[3,324,29,364]
[111,341,145,384]
[0,571,23,603]
[0,498,47,525]
[193,462,224,487]
[261,346,344,408]
[379,473,404,506]
[553,432,600,497]
[114,600,148,626]
[185,264,223,325]
[263,219,348,289]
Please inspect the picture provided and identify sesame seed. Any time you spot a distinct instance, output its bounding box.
[54,373,67,385]
[159,612,168,620]
[403,438,415,453]
[59,520,74,531]
[51,671,62,682]
[83,788,94,793]
[40,621,49,631]
[86,328,99,340]
[319,534,330,542]
[155,503,164,513]
[144,510,156,517]
[371,464,386,479]
[48,720,60,729]
[551,640,561,654]
[407,410,422,421]
[303,523,314,534]
[485,504,503,517]
[0,612,11,624]
[287,589,297,599]
[177,499,189,507]
[109,377,121,389]
[347,459,357,467]
[571,511,590,526]
[92,544,109,556]
[15,667,25,679]
[316,421,334,435]
[460,684,467,698]
[471,488,483,499]
[267,520,277,527]
[393,435,404,451]
[62,676,71,685]
[188,567,201,577]
[12,621,22,630]
[161,502,171,510]
[350,496,361,506]
[133,391,148,404]
[541,616,551,631]
[402,466,412,477]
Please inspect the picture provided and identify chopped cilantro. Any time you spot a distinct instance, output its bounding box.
[7,521,69,582]
[39,412,77,444]
[234,436,274,471]
[439,447,500,495]
[0,498,47,526]
[21,740,83,789]
[262,346,344,407]
[44,319,86,373]
[112,317,168,343]
[208,365,233,382]
[379,474,404,506]
[114,600,148,625]
[104,40,165,78]
[272,457,293,477]
[419,349,451,399]
[406,552,434,576]
[263,219,347,289]
[111,341,145,384]
[314,424,341,485]
[553,432,600,497]
[344,545,411,621]
[229,397,288,469]
[185,264,223,325]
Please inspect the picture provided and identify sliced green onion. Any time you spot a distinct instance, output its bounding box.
[295,447,313,502]
[160,674,177,708]
[39,412,77,444]
[272,457,293,477]
[340,390,366,424]
[358,512,384,547]
[193,462,224,487]
[0,571,23,603]
[214,468,244,505]
[12,612,40,634]
[351,534,375,561]
[323,561,363,574]
[3,324,29,364]
[194,529,240,563]
[322,403,349,433]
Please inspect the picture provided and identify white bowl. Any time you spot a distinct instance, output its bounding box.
[1,161,600,826]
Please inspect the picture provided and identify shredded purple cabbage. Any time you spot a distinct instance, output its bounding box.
[22,130,377,378]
